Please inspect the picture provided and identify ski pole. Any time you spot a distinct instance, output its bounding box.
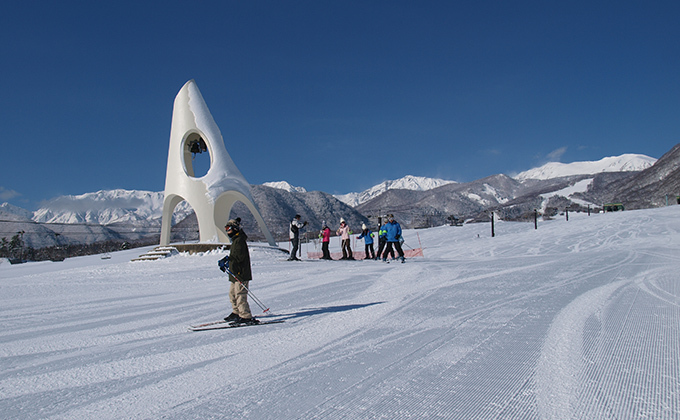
[224,268,270,313]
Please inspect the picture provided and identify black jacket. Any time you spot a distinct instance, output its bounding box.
[228,230,252,283]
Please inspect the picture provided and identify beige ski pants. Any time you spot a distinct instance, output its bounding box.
[229,280,252,319]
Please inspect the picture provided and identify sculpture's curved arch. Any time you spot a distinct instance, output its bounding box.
[213,191,273,244]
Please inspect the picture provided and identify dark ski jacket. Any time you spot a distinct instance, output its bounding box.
[378,224,388,243]
[228,230,252,283]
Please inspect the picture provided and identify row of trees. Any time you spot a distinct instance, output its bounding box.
[0,232,157,263]
[0,232,26,261]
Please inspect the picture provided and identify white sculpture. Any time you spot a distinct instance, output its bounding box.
[159,80,276,246]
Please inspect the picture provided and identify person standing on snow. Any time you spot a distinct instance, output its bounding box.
[320,223,332,260]
[288,214,307,261]
[336,218,354,260]
[218,219,259,324]
[357,223,376,259]
[382,214,405,263]
[375,218,388,260]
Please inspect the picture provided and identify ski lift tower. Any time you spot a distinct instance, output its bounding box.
[159,80,276,247]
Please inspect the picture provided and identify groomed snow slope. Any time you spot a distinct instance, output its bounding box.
[1,207,679,419]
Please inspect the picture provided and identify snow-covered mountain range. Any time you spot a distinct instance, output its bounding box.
[1,150,670,250]
[334,175,457,207]
[262,181,307,193]
[31,190,193,226]
[514,154,656,180]
[0,202,34,222]
[1,154,656,227]
[335,156,655,207]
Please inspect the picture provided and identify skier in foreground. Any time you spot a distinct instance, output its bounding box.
[218,219,259,325]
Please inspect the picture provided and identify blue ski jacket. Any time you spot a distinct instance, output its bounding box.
[383,220,402,242]
[358,229,374,245]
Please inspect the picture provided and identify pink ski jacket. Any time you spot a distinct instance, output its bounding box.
[336,224,350,240]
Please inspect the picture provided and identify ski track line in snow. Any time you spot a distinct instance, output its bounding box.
[16,267,399,419]
[0,291,221,357]
[298,308,537,420]
[537,255,680,420]
[579,286,679,419]
[178,248,576,416]
[1,314,309,419]
[536,279,628,419]
[159,263,490,417]
[160,266,426,418]
[164,248,637,419]
[295,253,642,419]
[584,266,680,419]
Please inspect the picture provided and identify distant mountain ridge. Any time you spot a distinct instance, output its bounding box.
[2,149,676,251]
[514,154,656,180]
[0,202,34,222]
[335,175,456,207]
[262,181,307,193]
[31,189,193,226]
[0,186,367,248]
[573,144,680,209]
[356,173,523,226]
[334,155,655,207]
[354,151,666,226]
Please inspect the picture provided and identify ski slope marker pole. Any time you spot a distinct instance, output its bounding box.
[225,268,270,313]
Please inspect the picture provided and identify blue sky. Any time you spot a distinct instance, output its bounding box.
[1,1,679,210]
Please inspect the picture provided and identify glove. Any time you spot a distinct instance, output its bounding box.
[394,234,400,240]
[218,256,229,272]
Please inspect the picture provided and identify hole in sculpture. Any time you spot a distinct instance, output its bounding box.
[184,133,211,178]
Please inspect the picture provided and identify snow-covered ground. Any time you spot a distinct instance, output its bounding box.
[1,207,679,419]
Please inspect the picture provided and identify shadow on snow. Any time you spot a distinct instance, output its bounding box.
[264,302,385,321]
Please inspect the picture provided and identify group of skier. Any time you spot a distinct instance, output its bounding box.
[368,214,407,263]
[290,214,406,263]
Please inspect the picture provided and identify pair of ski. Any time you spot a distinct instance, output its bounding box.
[189,266,286,331]
[189,318,285,331]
